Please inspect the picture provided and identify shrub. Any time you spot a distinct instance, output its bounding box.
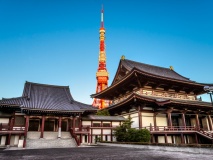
[113,117,151,142]
[96,109,110,116]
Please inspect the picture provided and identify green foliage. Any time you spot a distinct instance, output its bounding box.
[96,109,110,116]
[113,117,151,142]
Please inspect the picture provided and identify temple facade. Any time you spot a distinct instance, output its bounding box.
[92,57,213,144]
[0,82,124,148]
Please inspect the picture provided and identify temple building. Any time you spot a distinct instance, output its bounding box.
[0,82,125,148]
[92,57,213,144]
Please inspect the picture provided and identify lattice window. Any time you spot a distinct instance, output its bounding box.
[14,116,25,126]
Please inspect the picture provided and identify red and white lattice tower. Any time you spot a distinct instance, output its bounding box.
[92,6,109,109]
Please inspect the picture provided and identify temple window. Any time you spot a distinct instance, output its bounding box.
[14,116,25,126]
[103,123,111,127]
[93,123,101,127]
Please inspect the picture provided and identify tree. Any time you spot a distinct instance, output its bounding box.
[113,117,133,142]
[113,117,151,142]
[96,109,110,116]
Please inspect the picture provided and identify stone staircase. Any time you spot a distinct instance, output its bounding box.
[26,131,77,149]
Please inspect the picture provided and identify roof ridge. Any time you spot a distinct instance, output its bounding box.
[25,81,69,88]
[124,59,173,71]
[1,96,27,100]
[124,59,191,81]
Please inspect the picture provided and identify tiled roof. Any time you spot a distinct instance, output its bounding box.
[121,59,192,82]
[82,115,126,121]
[0,82,96,112]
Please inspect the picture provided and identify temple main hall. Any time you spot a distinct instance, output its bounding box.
[92,57,213,144]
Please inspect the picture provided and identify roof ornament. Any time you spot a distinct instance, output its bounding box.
[121,55,125,60]
[169,66,174,71]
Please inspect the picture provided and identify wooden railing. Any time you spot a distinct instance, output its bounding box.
[197,129,213,139]
[142,126,197,131]
[70,128,80,146]
[81,125,117,128]
[0,123,25,131]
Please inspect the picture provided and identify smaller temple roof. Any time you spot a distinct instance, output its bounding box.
[82,115,126,121]
[0,81,96,113]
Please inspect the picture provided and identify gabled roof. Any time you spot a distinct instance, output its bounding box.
[92,58,212,99]
[0,81,96,113]
[112,59,192,84]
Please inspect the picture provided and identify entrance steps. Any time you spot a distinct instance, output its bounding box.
[26,131,77,149]
[26,138,77,149]
[197,130,213,140]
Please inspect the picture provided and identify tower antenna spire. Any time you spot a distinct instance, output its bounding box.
[101,4,104,28]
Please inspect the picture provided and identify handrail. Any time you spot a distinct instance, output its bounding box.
[70,128,80,146]
[197,129,213,139]
[142,126,197,131]
[0,123,25,131]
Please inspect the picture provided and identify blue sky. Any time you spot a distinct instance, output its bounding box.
[0,0,213,104]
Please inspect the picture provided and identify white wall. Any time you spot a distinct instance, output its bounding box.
[0,136,6,146]
[82,121,91,125]
[92,129,101,134]
[103,129,111,134]
[156,114,167,128]
[112,122,120,126]
[142,113,154,127]
[167,136,172,143]
[158,136,165,143]
[0,118,9,123]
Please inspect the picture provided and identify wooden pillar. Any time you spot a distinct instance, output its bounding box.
[58,117,62,138]
[138,106,142,129]
[171,135,174,144]
[151,134,155,143]
[167,112,172,128]
[182,113,186,129]
[181,133,184,144]
[165,134,168,143]
[80,134,82,143]
[155,135,158,143]
[153,113,157,131]
[40,115,45,138]
[9,117,14,130]
[23,115,29,148]
[72,117,76,134]
[91,120,93,143]
[88,133,91,143]
[195,133,198,144]
[195,114,200,130]
[6,134,11,146]
[101,121,103,141]
[207,115,213,131]
[110,121,113,142]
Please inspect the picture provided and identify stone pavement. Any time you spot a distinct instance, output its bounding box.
[0,146,213,160]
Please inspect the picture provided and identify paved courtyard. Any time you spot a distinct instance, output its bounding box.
[0,146,213,160]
